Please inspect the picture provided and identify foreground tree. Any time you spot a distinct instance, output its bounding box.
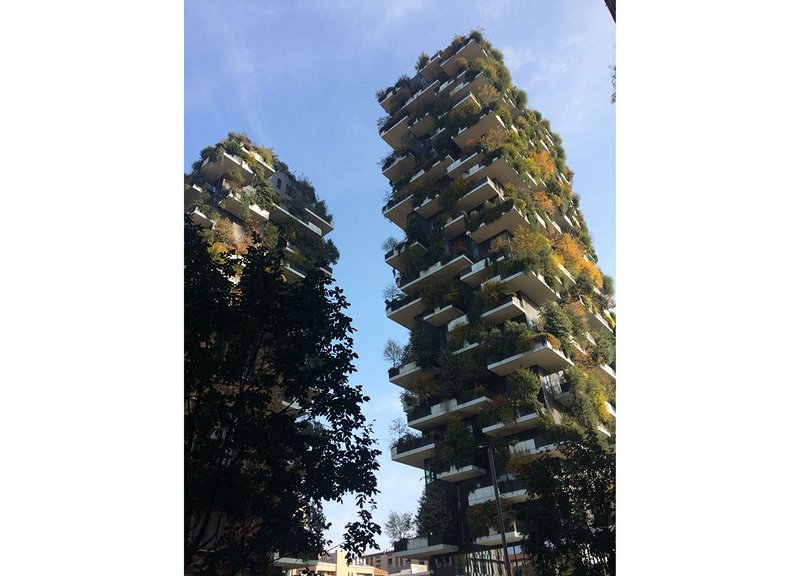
[185,222,381,575]
[516,434,615,576]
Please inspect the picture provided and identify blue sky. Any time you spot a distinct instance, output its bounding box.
[185,0,615,552]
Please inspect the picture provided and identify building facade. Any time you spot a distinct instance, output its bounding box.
[184,132,337,281]
[361,549,428,574]
[377,32,616,575]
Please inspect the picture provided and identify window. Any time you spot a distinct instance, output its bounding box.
[286,184,295,196]
[277,177,282,190]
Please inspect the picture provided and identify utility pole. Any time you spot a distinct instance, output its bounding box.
[486,438,513,576]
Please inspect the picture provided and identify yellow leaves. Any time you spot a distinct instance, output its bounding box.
[475,84,499,107]
[550,252,564,269]
[510,226,550,257]
[533,190,557,217]
[488,236,510,255]
[554,234,604,288]
[480,127,509,152]
[528,149,556,180]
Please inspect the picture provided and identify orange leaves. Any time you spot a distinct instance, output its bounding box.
[479,127,509,152]
[528,149,556,180]
[556,234,604,288]
[475,84,499,107]
[533,190,557,217]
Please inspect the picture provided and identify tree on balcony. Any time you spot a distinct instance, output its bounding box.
[415,484,455,541]
[431,417,480,473]
[185,223,381,574]
[385,511,415,546]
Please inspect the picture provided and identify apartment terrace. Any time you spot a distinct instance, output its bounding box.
[491,266,559,306]
[199,150,255,185]
[187,207,213,229]
[389,360,440,389]
[453,111,506,150]
[482,406,540,437]
[269,203,323,238]
[468,477,528,506]
[382,193,415,227]
[383,152,417,183]
[467,202,531,244]
[405,154,454,190]
[440,38,487,75]
[423,304,464,327]
[391,435,437,468]
[407,392,495,431]
[385,241,427,273]
[487,334,574,376]
[218,190,270,224]
[446,150,484,180]
[474,522,523,547]
[455,177,504,212]
[397,253,473,294]
[380,114,411,150]
[442,212,466,239]
[460,154,527,191]
[448,71,491,104]
[437,464,486,483]
[304,206,334,236]
[385,294,425,329]
[508,436,563,460]
[480,294,526,326]
[460,255,506,287]
[393,536,458,560]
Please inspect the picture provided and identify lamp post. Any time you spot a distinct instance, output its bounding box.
[484,438,513,576]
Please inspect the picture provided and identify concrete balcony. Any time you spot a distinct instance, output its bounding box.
[463,154,529,192]
[509,436,563,460]
[437,464,486,483]
[184,183,206,206]
[187,207,213,229]
[482,407,541,437]
[304,207,334,237]
[247,151,276,177]
[407,394,494,431]
[199,151,255,185]
[447,151,484,180]
[487,335,574,376]
[553,210,575,231]
[449,72,491,104]
[383,153,417,184]
[218,192,270,224]
[393,536,458,560]
[400,79,441,117]
[451,340,482,356]
[409,112,435,137]
[269,204,323,237]
[468,477,528,506]
[382,194,415,227]
[385,295,426,330]
[443,92,481,121]
[415,194,445,219]
[440,39,487,75]
[599,364,616,382]
[453,112,506,150]
[460,256,505,287]
[492,268,559,306]
[405,155,454,190]
[424,304,464,327]
[391,436,436,469]
[456,178,504,212]
[389,361,440,390]
[397,253,473,294]
[442,212,466,240]
[467,204,531,244]
[474,523,523,547]
[380,114,411,150]
[418,52,442,80]
[385,241,427,273]
[480,294,526,326]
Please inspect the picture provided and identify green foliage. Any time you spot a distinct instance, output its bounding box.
[184,224,381,572]
[591,333,615,367]
[431,417,479,472]
[408,323,439,368]
[415,484,454,539]
[541,303,573,357]
[484,321,552,363]
[478,279,508,308]
[516,435,615,575]
[415,52,430,71]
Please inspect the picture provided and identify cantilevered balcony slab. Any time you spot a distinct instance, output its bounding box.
[482,409,541,437]
[393,537,458,560]
[424,304,463,327]
[460,256,505,288]
[442,212,466,240]
[557,264,576,287]
[474,526,523,547]
[269,204,322,237]
[282,262,307,283]
[451,340,482,356]
[587,308,614,336]
[599,364,616,382]
[453,113,506,150]
[468,205,531,244]
[400,80,441,117]
[406,155,454,190]
[274,556,318,569]
[218,192,270,224]
[449,72,491,104]
[480,294,526,326]
[553,210,575,231]
[456,178,504,212]
[304,207,334,236]
[487,337,573,376]
[382,194,415,227]
[391,438,436,469]
[437,464,486,483]
[409,113,435,137]
[440,39,487,75]
[386,296,426,330]
[408,395,494,431]
[199,151,255,185]
[468,478,529,506]
[185,183,205,206]
[495,270,558,306]
[389,361,440,390]
[415,195,445,219]
[418,52,442,80]
[462,155,527,191]
[398,253,473,294]
[444,92,481,121]
[383,153,417,184]
[447,151,484,180]
[187,207,213,229]
[509,437,563,460]
[380,114,411,150]
[385,241,427,273]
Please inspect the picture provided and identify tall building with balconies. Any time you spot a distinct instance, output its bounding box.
[378,32,616,575]
[184,132,338,281]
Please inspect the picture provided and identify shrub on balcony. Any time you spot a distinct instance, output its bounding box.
[467,500,513,537]
[431,417,480,473]
[478,280,508,309]
[541,303,574,358]
[591,333,615,367]
[485,321,556,363]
